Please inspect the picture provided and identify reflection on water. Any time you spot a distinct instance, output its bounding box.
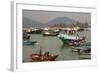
[23,31,91,62]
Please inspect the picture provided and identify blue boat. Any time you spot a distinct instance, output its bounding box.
[23,40,37,45]
[75,42,91,54]
[83,42,91,49]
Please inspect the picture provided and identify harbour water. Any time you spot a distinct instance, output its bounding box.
[23,30,91,62]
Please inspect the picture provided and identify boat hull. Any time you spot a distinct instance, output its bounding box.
[43,33,59,36]
[23,40,37,45]
[58,32,81,46]
[30,54,58,61]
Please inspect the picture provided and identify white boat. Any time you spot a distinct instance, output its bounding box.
[42,30,59,36]
[58,31,79,44]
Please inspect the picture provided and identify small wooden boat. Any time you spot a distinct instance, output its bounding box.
[23,40,37,45]
[30,49,59,61]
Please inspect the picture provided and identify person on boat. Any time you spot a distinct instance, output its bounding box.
[44,52,50,56]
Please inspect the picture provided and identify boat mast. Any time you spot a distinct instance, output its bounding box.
[39,46,42,56]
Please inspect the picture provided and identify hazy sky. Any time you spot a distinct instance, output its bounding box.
[23,10,91,24]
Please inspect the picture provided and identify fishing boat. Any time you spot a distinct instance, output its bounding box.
[58,30,79,44]
[23,31,30,40]
[42,30,59,36]
[80,42,91,53]
[30,49,59,61]
[27,28,43,34]
[23,40,37,45]
[77,28,84,31]
[72,42,91,54]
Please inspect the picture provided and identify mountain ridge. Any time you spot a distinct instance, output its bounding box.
[47,17,76,25]
[23,17,76,28]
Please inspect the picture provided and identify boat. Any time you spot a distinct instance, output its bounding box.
[42,30,59,36]
[23,40,37,45]
[58,31,79,44]
[72,42,91,54]
[30,49,59,61]
[67,37,86,46]
[80,42,91,53]
[27,28,43,34]
[77,28,84,31]
[23,31,30,40]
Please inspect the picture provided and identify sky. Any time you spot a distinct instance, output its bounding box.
[23,10,91,24]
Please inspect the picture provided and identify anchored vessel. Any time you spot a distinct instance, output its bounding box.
[58,29,86,46]
[23,40,37,45]
[30,49,59,61]
[58,30,79,44]
[42,30,59,36]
